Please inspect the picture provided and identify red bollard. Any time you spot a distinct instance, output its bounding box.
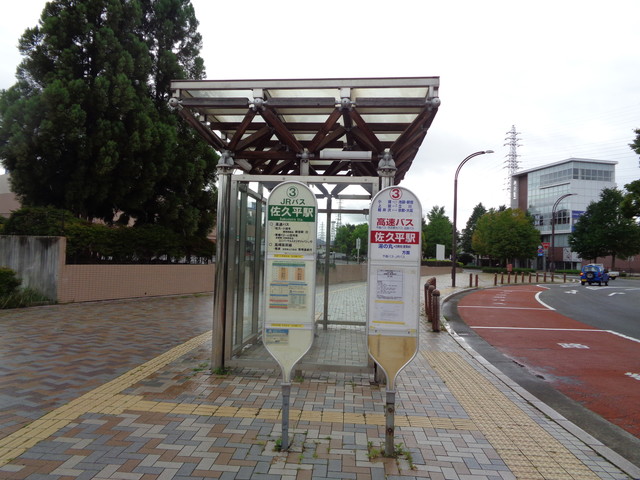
[469,273,473,288]
[475,274,479,287]
[494,273,498,286]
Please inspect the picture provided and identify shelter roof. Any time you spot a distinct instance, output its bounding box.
[170,77,440,184]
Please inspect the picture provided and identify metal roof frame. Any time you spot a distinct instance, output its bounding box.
[170,77,440,185]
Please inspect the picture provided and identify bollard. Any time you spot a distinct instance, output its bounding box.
[424,282,429,318]
[536,272,539,282]
[514,272,518,283]
[543,272,547,282]
[528,273,532,283]
[432,289,441,332]
[494,273,498,286]
[469,273,473,288]
[428,284,436,323]
[563,273,567,283]
[522,272,525,283]
[551,273,554,282]
[475,274,479,287]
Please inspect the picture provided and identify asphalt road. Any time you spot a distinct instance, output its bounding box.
[444,283,640,468]
[538,278,640,339]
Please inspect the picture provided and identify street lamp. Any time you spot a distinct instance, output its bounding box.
[550,193,576,272]
[451,150,494,287]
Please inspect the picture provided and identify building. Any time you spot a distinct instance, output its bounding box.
[0,173,20,218]
[511,158,618,270]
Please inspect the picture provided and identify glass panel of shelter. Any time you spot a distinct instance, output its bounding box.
[225,176,377,373]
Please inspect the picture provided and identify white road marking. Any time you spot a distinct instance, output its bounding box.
[534,291,555,310]
[471,326,606,331]
[458,306,548,310]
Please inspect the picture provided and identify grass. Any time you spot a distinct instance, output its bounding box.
[0,288,54,309]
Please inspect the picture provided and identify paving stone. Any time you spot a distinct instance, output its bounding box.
[0,277,636,479]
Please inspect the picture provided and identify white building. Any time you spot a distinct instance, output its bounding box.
[511,158,617,270]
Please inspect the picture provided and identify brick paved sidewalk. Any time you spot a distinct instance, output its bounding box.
[0,274,637,479]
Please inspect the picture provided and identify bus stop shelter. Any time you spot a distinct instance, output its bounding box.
[169,77,440,372]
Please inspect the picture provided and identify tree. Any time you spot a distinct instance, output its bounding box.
[569,188,640,267]
[460,203,487,256]
[0,0,218,236]
[423,206,452,259]
[333,223,368,259]
[472,208,539,266]
[621,180,640,220]
[630,128,640,156]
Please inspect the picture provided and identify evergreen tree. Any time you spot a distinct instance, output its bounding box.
[569,188,640,267]
[460,203,487,255]
[630,128,640,156]
[621,180,640,220]
[0,0,217,236]
[423,206,452,259]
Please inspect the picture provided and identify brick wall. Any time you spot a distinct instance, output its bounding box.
[58,264,215,303]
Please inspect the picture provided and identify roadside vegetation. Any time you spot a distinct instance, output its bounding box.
[0,267,53,309]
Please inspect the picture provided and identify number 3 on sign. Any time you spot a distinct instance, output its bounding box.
[390,188,402,200]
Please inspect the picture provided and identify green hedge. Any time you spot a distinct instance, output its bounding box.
[481,267,536,274]
[3,207,214,264]
[421,259,456,267]
[0,267,21,296]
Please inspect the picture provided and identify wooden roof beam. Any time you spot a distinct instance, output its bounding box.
[178,108,227,151]
[227,110,257,151]
[259,107,305,154]
[307,108,342,153]
[234,125,273,152]
[348,109,383,153]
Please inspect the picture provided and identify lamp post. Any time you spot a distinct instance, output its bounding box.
[451,150,494,287]
[550,193,576,272]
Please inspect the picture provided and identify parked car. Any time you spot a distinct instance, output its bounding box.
[580,264,609,286]
[592,263,619,280]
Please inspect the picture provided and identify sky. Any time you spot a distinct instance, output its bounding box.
[1,0,639,227]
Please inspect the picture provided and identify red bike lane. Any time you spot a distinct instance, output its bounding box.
[458,285,640,438]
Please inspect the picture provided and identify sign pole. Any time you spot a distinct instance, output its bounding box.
[385,389,396,456]
[282,382,291,450]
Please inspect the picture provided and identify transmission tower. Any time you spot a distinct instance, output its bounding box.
[504,125,522,196]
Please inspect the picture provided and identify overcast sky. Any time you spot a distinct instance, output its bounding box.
[1,0,639,226]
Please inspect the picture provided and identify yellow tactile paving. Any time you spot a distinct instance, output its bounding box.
[0,331,211,466]
[423,350,600,480]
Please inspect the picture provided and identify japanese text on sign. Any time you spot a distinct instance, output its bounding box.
[268,205,316,222]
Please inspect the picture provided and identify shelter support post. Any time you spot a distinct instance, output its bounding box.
[212,152,234,370]
[323,196,332,330]
[377,151,396,189]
